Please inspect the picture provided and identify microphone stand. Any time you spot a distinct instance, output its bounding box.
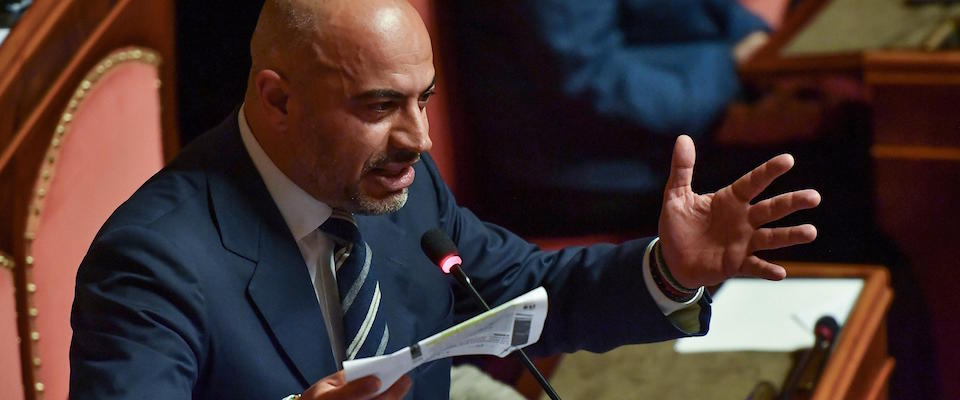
[451,265,563,400]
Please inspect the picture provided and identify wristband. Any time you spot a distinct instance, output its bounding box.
[650,242,697,302]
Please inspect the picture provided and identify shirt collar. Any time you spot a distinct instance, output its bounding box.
[237,105,332,241]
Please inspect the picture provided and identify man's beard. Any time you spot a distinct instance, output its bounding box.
[352,188,408,215]
[348,150,418,215]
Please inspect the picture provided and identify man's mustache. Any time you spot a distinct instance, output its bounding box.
[366,150,421,170]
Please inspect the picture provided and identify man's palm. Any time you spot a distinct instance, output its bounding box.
[658,136,820,288]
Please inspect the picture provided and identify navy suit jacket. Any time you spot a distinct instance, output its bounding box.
[70,113,710,399]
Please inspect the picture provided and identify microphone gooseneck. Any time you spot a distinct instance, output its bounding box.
[779,316,840,400]
[420,229,563,400]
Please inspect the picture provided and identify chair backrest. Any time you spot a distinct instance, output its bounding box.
[20,47,166,400]
[0,1,178,398]
[1,253,25,400]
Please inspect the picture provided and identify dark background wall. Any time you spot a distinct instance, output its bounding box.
[176,0,264,144]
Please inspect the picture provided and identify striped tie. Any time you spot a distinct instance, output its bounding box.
[320,209,390,361]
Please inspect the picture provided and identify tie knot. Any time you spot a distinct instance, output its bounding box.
[319,209,361,245]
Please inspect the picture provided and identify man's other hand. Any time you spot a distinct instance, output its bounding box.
[657,135,821,288]
[301,371,411,400]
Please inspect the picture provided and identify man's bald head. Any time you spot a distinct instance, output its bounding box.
[243,0,436,214]
[248,0,313,74]
[247,0,430,95]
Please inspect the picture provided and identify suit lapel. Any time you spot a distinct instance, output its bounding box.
[205,113,336,385]
[248,227,335,385]
[357,216,411,269]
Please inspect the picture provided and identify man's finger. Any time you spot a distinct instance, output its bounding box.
[664,135,696,192]
[737,255,787,280]
[301,372,380,400]
[375,375,412,399]
[749,224,818,252]
[748,189,821,227]
[331,376,381,400]
[729,154,794,202]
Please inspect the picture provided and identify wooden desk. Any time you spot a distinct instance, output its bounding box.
[740,2,960,397]
[539,263,893,400]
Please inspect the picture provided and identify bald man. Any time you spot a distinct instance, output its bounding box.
[70,0,820,399]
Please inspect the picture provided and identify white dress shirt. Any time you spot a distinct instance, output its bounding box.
[238,108,348,364]
[236,107,704,368]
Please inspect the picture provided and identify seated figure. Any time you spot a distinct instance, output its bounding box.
[444,0,777,234]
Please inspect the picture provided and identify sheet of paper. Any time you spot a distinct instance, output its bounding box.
[343,287,548,394]
[674,278,863,353]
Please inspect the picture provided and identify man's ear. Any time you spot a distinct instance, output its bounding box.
[255,69,290,123]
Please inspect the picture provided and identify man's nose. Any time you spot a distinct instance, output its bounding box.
[393,103,432,153]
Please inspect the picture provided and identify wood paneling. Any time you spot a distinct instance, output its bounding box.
[739,2,960,397]
[865,51,960,399]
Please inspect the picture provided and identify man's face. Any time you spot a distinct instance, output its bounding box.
[283,6,435,214]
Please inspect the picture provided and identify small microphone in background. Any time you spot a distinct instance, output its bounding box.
[779,316,840,400]
[813,316,840,352]
[747,381,778,400]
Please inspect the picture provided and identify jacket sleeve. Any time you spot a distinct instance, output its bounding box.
[70,226,206,400]
[422,155,711,355]
[522,0,768,136]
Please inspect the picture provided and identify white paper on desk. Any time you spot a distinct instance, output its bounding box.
[343,287,548,394]
[674,278,863,353]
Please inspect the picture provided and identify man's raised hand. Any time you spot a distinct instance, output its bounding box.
[657,135,821,288]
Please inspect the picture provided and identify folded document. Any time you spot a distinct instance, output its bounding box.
[343,287,548,394]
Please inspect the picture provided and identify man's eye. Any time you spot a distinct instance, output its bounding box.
[419,91,435,103]
[370,102,393,112]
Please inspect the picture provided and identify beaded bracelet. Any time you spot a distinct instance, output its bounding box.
[650,242,698,303]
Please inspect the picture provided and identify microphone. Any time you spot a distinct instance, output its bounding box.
[420,229,563,400]
[779,316,840,400]
[420,230,475,300]
[746,381,777,400]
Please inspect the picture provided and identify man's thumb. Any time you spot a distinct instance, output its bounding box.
[665,135,696,191]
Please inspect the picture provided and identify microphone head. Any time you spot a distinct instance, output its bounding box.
[420,229,462,274]
[814,316,840,343]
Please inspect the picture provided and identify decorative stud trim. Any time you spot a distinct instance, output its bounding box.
[19,47,163,399]
[23,46,161,240]
[0,252,13,270]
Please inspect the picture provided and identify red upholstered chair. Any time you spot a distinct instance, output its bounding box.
[0,2,178,398]
[1,253,25,400]
[17,47,167,400]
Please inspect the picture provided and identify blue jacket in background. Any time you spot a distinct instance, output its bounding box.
[447,0,767,204]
